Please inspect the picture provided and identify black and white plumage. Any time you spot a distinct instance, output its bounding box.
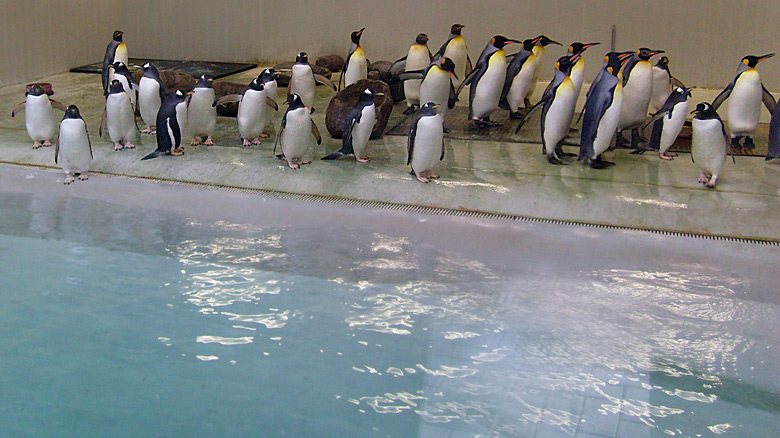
[616,48,664,149]
[766,95,780,161]
[11,84,67,148]
[391,33,433,114]
[187,74,217,146]
[432,24,471,90]
[216,77,279,146]
[55,105,93,184]
[340,28,367,90]
[111,61,138,111]
[634,86,694,160]
[100,80,136,151]
[289,52,336,109]
[276,93,321,169]
[407,102,445,183]
[138,62,164,134]
[102,30,126,96]
[691,102,729,188]
[142,90,188,160]
[322,89,382,162]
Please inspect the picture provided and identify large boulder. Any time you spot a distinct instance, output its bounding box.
[131,70,197,94]
[369,61,405,103]
[272,61,332,87]
[325,79,393,139]
[315,54,345,72]
[213,81,246,117]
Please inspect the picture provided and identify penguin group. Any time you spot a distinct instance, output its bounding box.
[8,26,780,189]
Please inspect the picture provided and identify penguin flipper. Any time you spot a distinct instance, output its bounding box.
[767,103,780,160]
[671,76,686,89]
[389,57,407,76]
[711,80,734,111]
[99,107,107,137]
[761,85,776,113]
[314,74,337,91]
[440,136,445,161]
[407,120,418,166]
[455,67,481,97]
[54,137,59,164]
[141,150,162,160]
[266,97,279,111]
[11,102,25,117]
[390,70,425,84]
[448,82,458,109]
[514,99,545,134]
[321,151,344,160]
[215,94,242,107]
[311,121,322,145]
[465,55,473,76]
[50,100,67,112]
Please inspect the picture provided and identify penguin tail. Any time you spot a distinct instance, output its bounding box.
[321,151,344,160]
[141,150,161,160]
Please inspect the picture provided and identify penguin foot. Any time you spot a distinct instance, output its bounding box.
[554,148,577,158]
[547,155,566,165]
[660,151,676,160]
[421,170,439,179]
[259,132,269,139]
[743,137,755,150]
[78,172,89,181]
[473,119,501,128]
[141,126,154,134]
[415,174,430,183]
[242,139,252,147]
[42,140,52,147]
[251,138,263,145]
[706,176,718,188]
[523,98,532,108]
[357,156,370,163]
[191,137,201,146]
[114,143,123,151]
[698,172,710,184]
[298,159,311,165]
[32,141,42,149]
[509,111,524,120]
[203,137,214,146]
[403,106,416,115]
[171,147,184,156]
[124,142,135,149]
[288,162,300,169]
[63,174,75,184]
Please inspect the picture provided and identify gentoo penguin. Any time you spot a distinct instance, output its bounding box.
[138,62,164,134]
[691,102,729,188]
[579,51,635,168]
[567,42,600,99]
[259,68,278,136]
[524,35,563,107]
[391,33,433,114]
[111,61,138,111]
[100,80,136,150]
[458,35,520,127]
[433,24,472,89]
[616,47,664,148]
[11,84,67,148]
[635,86,694,160]
[515,54,581,165]
[711,54,776,152]
[102,30,126,96]
[187,75,217,145]
[322,89,383,162]
[55,105,93,184]
[649,56,685,113]
[142,90,188,160]
[216,77,279,146]
[276,93,322,169]
[766,95,780,161]
[499,38,539,119]
[407,102,445,183]
[289,52,336,109]
[340,28,368,90]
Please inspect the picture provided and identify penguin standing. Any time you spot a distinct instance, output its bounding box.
[55,105,93,184]
[289,52,336,109]
[458,36,520,127]
[142,90,188,160]
[711,54,776,152]
[433,24,472,90]
[649,56,685,113]
[322,89,382,162]
[524,35,563,107]
[100,80,136,150]
[515,54,581,165]
[392,33,433,114]
[11,84,67,148]
[187,75,217,146]
[216,77,278,146]
[340,28,368,90]
[578,51,634,168]
[567,42,600,99]
[111,61,138,111]
[499,38,539,119]
[407,102,445,183]
[138,62,164,134]
[102,30,126,96]
[691,102,729,188]
[276,94,322,169]
[616,48,665,148]
[766,95,780,161]
[259,68,278,136]
[636,86,694,160]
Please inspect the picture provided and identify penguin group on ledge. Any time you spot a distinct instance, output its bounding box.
[9,28,780,188]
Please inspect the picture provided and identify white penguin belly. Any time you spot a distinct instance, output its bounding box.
[58,119,92,174]
[571,59,585,97]
[281,108,313,160]
[525,47,545,99]
[443,37,468,88]
[692,118,727,177]
[727,73,762,136]
[543,81,577,154]
[659,100,688,153]
[290,65,316,108]
[404,47,430,107]
[138,78,161,127]
[650,68,672,113]
[345,47,367,87]
[472,54,507,119]
[420,72,450,118]
[175,101,188,141]
[25,95,56,141]
[592,87,624,157]
[411,115,444,174]
[188,89,216,136]
[619,62,653,130]
[263,81,278,130]
[115,75,136,110]
[237,89,267,139]
[106,94,135,143]
[507,61,535,112]
[351,105,376,157]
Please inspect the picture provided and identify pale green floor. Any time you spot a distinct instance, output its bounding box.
[2,68,779,242]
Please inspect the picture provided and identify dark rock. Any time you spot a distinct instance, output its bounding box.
[272,61,332,87]
[368,71,382,81]
[315,54,345,72]
[131,70,197,94]
[325,79,393,140]
[213,82,246,117]
[388,80,406,104]
[369,61,393,82]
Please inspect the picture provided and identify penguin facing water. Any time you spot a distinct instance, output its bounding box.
[691,102,729,188]
[100,80,136,151]
[11,84,67,148]
[138,62,164,134]
[56,105,93,184]
[433,24,472,90]
[322,89,382,162]
[187,75,217,146]
[276,94,322,169]
[340,28,368,90]
[408,102,445,183]
[216,77,279,146]
[142,90,188,160]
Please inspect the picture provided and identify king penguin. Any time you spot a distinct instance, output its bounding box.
[407,102,445,183]
[322,89,383,162]
[142,90,188,160]
[500,38,540,119]
[616,47,665,148]
[567,42,600,100]
[259,68,279,136]
[649,56,685,113]
[187,75,217,146]
[515,54,581,165]
[56,105,93,184]
[138,62,164,134]
[637,86,694,160]
[102,30,127,96]
[711,54,776,152]
[216,77,279,146]
[579,51,634,168]
[766,95,780,161]
[100,80,136,151]
[276,93,322,169]
[524,35,562,107]
[290,52,336,109]
[340,28,368,90]
[393,33,433,114]
[691,102,729,188]
[11,84,67,148]
[433,24,472,90]
[458,35,520,127]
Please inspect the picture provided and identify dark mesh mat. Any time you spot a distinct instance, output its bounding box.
[70,58,256,79]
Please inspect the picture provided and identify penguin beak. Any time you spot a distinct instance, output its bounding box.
[549,39,562,46]
[758,53,775,62]
[570,54,582,63]
[373,92,384,97]
[357,28,365,36]
[583,42,600,49]
[649,49,665,57]
[450,71,459,80]
[618,51,635,64]
[507,39,521,45]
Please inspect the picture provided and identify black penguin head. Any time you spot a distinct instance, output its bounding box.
[534,35,562,47]
[419,101,440,116]
[491,36,520,49]
[142,62,159,77]
[173,90,187,102]
[358,88,384,103]
[440,57,458,79]
[568,42,600,56]
[691,102,715,117]
[112,61,129,73]
[415,33,429,45]
[247,78,265,91]
[112,30,123,41]
[677,86,696,99]
[260,68,277,82]
[351,28,365,44]
[285,93,305,110]
[27,84,45,96]
[742,53,775,68]
[195,74,214,89]
[656,56,669,69]
[296,52,309,64]
[109,79,124,93]
[64,105,82,120]
[450,24,465,35]
[637,48,664,61]
[604,51,635,76]
[557,54,581,75]
[521,39,536,52]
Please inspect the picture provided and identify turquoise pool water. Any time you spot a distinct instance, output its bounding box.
[1,168,779,437]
